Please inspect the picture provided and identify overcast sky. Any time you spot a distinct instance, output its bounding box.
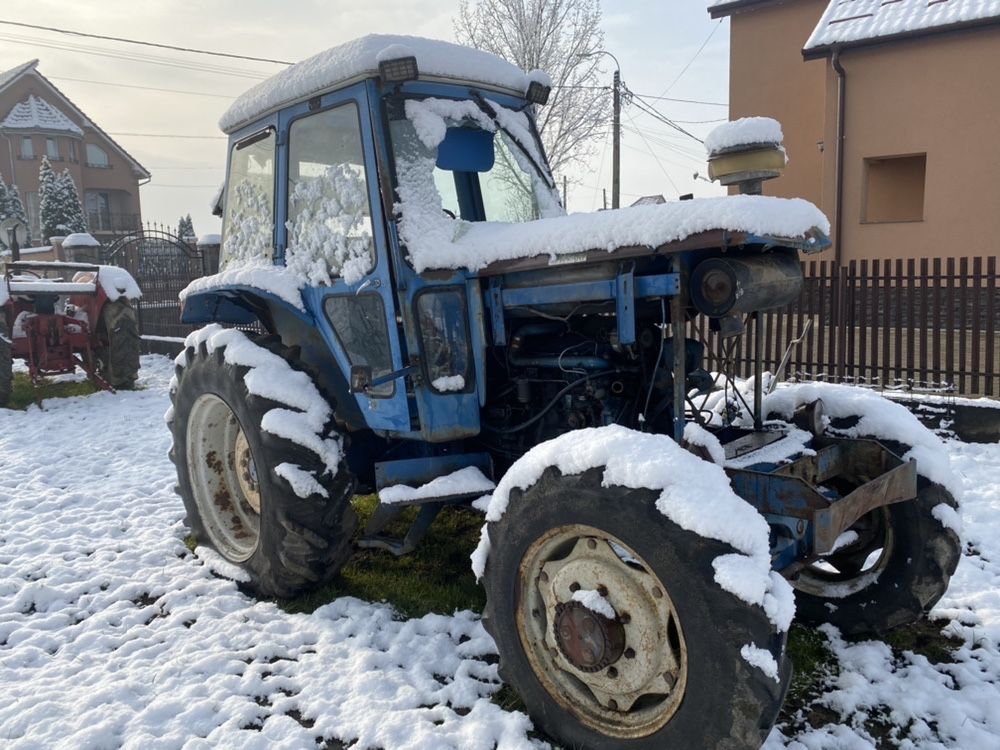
[0,0,730,237]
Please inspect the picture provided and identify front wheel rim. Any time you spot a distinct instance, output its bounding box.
[516,524,688,739]
[186,393,261,561]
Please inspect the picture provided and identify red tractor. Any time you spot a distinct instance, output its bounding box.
[0,260,141,406]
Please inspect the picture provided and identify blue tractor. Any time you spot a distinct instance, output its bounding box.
[169,35,960,749]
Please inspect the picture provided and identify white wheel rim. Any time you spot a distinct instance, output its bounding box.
[517,524,688,739]
[186,393,261,562]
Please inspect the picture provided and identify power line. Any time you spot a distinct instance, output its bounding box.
[106,132,226,140]
[629,92,728,107]
[628,92,704,144]
[657,21,723,97]
[0,18,291,65]
[624,110,680,195]
[50,75,235,99]
[0,32,268,79]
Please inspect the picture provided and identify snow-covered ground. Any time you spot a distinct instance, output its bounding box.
[1,355,998,749]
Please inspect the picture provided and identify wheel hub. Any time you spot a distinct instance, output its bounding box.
[554,601,625,672]
[234,429,261,514]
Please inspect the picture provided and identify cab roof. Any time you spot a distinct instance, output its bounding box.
[219,34,542,134]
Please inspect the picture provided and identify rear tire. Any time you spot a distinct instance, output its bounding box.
[170,333,357,598]
[0,317,12,408]
[97,300,140,389]
[774,402,963,636]
[482,465,788,750]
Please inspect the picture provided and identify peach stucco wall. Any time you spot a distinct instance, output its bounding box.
[727,2,1000,263]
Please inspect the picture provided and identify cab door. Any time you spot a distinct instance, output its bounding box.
[278,84,413,433]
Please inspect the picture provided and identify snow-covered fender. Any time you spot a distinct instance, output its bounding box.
[180,286,367,432]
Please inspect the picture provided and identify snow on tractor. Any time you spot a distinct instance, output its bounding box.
[168,35,961,749]
[0,260,141,406]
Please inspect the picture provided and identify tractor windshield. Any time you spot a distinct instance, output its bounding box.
[389,97,563,228]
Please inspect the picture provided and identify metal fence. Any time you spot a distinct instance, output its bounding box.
[692,256,1000,398]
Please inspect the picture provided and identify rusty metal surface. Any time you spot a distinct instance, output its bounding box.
[553,600,626,673]
[728,437,918,554]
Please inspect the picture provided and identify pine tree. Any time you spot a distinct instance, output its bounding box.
[57,170,88,234]
[5,183,31,244]
[38,156,61,241]
[177,213,195,241]
[0,177,9,221]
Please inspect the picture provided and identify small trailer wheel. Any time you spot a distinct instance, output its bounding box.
[0,317,12,407]
[482,465,788,750]
[96,300,140,389]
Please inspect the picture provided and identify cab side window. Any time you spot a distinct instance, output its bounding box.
[221,129,276,268]
[286,103,375,284]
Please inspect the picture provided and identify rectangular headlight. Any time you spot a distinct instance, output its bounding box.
[378,56,419,84]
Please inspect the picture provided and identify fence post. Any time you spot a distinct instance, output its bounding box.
[986,256,997,397]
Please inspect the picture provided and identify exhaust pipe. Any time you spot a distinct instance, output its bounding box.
[690,252,803,318]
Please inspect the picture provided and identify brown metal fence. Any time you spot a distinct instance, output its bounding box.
[691,256,999,398]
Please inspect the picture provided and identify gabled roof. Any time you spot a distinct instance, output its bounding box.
[804,0,1000,57]
[0,59,39,90]
[2,94,84,135]
[0,59,150,179]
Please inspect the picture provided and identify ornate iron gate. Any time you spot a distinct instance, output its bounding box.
[103,226,208,340]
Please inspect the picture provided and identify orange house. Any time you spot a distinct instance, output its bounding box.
[0,60,150,246]
[709,0,1000,266]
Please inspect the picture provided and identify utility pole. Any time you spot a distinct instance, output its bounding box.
[578,50,622,210]
[612,68,621,209]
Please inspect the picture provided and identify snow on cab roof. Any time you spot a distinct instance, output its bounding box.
[220,34,537,134]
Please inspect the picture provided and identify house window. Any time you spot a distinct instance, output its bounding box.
[68,140,77,161]
[46,137,59,159]
[20,136,33,158]
[25,192,40,237]
[86,143,109,167]
[86,190,111,230]
[863,154,926,223]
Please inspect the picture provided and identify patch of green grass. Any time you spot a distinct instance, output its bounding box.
[183,534,198,553]
[780,624,839,724]
[6,372,99,409]
[277,495,487,619]
[878,618,962,664]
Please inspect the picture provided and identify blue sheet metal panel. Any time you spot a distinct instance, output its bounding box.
[466,277,488,406]
[499,273,679,308]
[398,272,482,441]
[615,270,635,346]
[487,280,506,345]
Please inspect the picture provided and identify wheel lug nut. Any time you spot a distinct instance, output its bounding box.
[619,612,631,624]
[587,538,597,549]
[569,582,580,592]
[624,647,636,659]
[597,584,608,597]
[607,667,618,678]
[608,699,619,710]
[539,570,549,582]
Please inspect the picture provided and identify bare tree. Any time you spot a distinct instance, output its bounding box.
[455,0,609,180]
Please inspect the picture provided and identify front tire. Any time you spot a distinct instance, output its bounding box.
[483,466,788,750]
[170,334,357,598]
